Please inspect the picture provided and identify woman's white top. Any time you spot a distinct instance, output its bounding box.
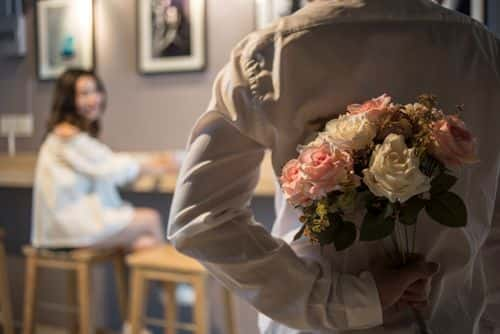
[31,132,140,248]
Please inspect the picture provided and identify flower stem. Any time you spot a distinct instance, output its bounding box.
[412,224,417,255]
[405,224,410,259]
[391,232,400,262]
[398,223,406,264]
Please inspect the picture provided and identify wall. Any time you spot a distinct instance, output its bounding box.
[0,0,255,153]
[489,0,500,36]
[1,1,499,153]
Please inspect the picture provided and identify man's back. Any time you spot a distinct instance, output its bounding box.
[247,0,499,164]
[169,1,500,333]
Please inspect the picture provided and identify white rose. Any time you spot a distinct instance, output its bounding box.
[363,134,431,203]
[324,114,376,150]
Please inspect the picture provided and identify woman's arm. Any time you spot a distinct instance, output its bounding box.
[61,134,140,186]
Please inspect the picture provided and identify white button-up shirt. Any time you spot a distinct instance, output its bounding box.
[168,1,500,333]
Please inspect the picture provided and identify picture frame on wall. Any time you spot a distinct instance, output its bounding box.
[138,0,206,74]
[255,0,307,29]
[35,0,95,81]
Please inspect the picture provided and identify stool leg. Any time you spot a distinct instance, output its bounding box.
[222,288,237,334]
[22,255,38,334]
[66,271,79,333]
[77,263,94,334]
[112,256,128,321]
[130,269,146,334]
[0,244,14,334]
[193,276,207,334]
[164,282,177,334]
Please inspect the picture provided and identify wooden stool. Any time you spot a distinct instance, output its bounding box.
[0,230,14,334]
[22,246,128,334]
[127,245,237,334]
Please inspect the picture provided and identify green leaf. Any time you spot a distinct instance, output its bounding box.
[293,224,306,241]
[366,197,392,216]
[419,153,443,177]
[360,211,396,241]
[356,191,374,208]
[333,221,357,251]
[431,173,458,195]
[426,192,467,227]
[317,226,336,247]
[399,197,426,225]
[315,215,339,247]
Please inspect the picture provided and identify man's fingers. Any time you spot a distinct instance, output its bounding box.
[401,262,440,285]
[394,300,406,312]
[409,254,426,263]
[408,300,429,310]
[401,291,428,302]
[406,278,431,295]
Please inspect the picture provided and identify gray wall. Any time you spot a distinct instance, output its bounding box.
[0,0,255,153]
[489,0,500,36]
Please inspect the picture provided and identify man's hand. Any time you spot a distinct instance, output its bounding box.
[371,258,440,310]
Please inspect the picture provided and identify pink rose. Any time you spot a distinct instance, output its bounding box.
[298,144,354,199]
[347,94,392,121]
[430,115,478,167]
[280,159,313,207]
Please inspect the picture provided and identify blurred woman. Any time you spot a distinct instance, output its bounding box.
[32,68,166,251]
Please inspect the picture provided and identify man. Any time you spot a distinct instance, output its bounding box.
[168,0,500,333]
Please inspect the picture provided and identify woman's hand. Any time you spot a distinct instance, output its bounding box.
[140,155,174,176]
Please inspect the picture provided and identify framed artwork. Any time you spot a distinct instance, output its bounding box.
[138,0,206,74]
[255,0,308,29]
[440,0,487,23]
[35,0,95,80]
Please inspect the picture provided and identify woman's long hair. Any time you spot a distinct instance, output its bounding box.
[47,68,106,138]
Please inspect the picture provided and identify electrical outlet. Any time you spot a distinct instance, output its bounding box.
[0,113,33,137]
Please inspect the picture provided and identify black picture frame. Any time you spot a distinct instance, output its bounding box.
[137,0,206,75]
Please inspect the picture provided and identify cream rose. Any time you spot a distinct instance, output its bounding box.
[363,134,431,203]
[324,113,376,151]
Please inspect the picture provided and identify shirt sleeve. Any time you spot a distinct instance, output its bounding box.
[479,35,500,333]
[62,134,140,186]
[480,176,500,333]
[167,37,383,331]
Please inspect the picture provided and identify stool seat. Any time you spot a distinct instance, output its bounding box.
[126,244,237,334]
[23,246,124,263]
[126,245,205,273]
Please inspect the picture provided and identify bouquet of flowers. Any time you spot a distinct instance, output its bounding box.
[280,94,478,264]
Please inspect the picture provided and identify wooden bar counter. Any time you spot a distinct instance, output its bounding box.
[0,151,276,197]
